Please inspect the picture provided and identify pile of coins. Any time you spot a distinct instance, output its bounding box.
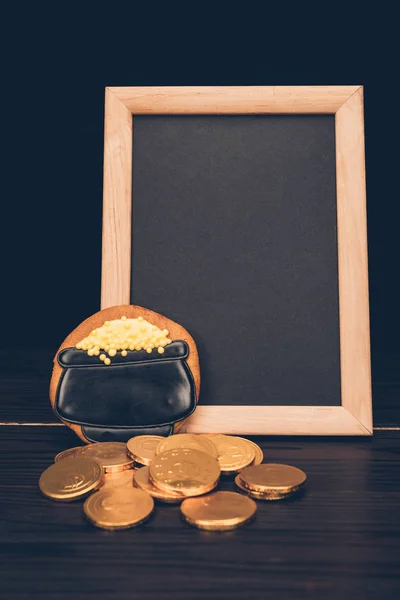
[39,434,306,531]
[235,463,307,500]
[75,316,172,363]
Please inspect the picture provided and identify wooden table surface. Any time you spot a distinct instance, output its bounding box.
[1,349,400,599]
[1,426,400,599]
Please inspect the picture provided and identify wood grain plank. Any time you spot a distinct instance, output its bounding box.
[110,86,360,114]
[1,427,399,599]
[101,88,132,308]
[335,87,373,433]
[182,406,369,435]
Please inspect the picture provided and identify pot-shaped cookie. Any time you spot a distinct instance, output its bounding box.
[49,305,200,443]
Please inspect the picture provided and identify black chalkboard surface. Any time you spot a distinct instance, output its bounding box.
[131,115,340,407]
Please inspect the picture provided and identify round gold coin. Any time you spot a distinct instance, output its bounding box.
[54,446,84,462]
[133,466,184,504]
[127,435,165,466]
[209,435,255,473]
[238,463,306,494]
[39,458,103,501]
[84,487,154,530]
[79,442,134,473]
[101,469,135,491]
[235,438,264,465]
[181,491,257,531]
[149,448,220,496]
[201,434,262,464]
[235,474,295,500]
[155,434,218,459]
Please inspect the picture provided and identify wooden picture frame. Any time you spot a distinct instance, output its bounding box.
[101,86,372,435]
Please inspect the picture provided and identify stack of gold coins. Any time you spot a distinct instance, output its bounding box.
[133,466,185,504]
[40,439,156,529]
[132,434,264,506]
[235,463,307,500]
[149,448,221,497]
[201,434,261,474]
[39,434,305,531]
[79,442,135,473]
[131,434,222,503]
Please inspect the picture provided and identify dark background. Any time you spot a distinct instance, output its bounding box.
[2,13,400,599]
[3,7,399,422]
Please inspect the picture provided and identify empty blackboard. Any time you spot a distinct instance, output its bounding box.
[101,86,372,434]
[131,115,340,407]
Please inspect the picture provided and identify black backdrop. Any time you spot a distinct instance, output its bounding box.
[3,7,399,409]
[131,114,342,408]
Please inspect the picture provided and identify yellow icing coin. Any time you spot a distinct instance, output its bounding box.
[75,317,172,363]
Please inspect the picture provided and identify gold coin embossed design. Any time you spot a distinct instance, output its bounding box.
[201,434,262,465]
[133,466,184,503]
[39,458,103,501]
[181,491,257,531]
[235,474,295,500]
[149,448,220,496]
[101,469,135,490]
[234,438,264,465]
[156,434,218,459]
[210,435,255,473]
[238,463,306,494]
[54,447,84,462]
[127,435,165,466]
[80,442,133,473]
[84,487,154,530]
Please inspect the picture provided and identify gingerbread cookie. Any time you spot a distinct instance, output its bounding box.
[50,305,200,443]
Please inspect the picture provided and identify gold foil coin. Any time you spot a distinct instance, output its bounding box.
[133,466,184,504]
[54,446,84,462]
[84,487,154,530]
[210,435,255,473]
[235,474,295,500]
[127,435,165,466]
[202,434,262,465]
[238,463,306,494]
[181,491,257,531]
[79,442,134,473]
[101,469,135,490]
[39,458,103,501]
[236,438,264,466]
[155,434,218,459]
[149,448,220,496]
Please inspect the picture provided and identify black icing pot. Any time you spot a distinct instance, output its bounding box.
[55,340,196,442]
